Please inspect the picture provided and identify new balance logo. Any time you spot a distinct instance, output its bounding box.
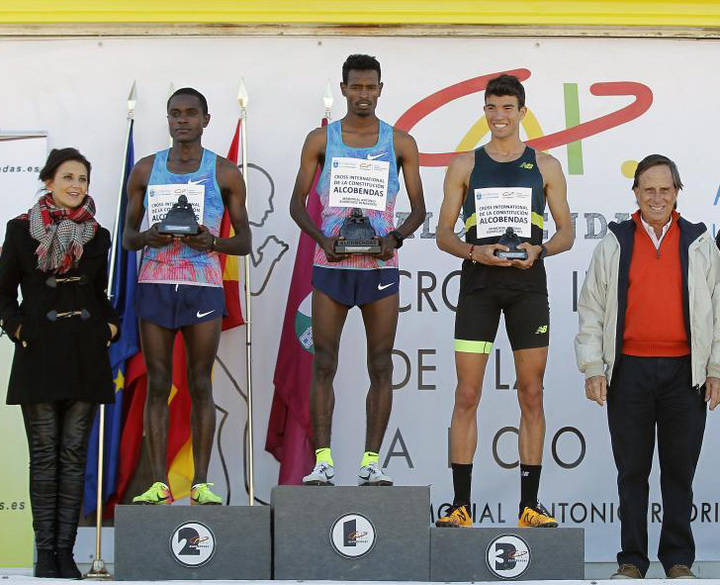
[519,162,534,170]
[367,153,385,160]
[535,325,548,334]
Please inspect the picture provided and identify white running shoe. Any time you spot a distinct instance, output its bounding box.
[358,462,393,486]
[302,462,335,485]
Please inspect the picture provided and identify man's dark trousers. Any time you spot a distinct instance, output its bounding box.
[608,355,706,575]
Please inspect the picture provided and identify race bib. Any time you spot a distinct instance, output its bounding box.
[147,183,205,225]
[329,157,389,212]
[473,187,532,238]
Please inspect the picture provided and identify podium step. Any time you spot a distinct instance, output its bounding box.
[114,504,271,580]
[272,485,430,581]
[430,526,584,581]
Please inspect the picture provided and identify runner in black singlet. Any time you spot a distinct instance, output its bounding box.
[435,75,574,528]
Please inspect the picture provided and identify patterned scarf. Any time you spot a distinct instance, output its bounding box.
[19,193,98,274]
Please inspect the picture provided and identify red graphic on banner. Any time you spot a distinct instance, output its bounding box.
[395,69,653,167]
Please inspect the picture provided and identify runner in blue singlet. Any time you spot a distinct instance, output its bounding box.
[290,54,426,486]
[123,88,250,505]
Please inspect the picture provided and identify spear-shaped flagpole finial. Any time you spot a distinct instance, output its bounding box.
[127,81,137,119]
[323,81,334,118]
[167,83,175,148]
[237,78,249,110]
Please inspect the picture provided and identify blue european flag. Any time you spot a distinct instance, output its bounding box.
[83,121,138,516]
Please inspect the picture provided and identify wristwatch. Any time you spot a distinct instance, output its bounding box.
[388,230,404,248]
[538,244,548,260]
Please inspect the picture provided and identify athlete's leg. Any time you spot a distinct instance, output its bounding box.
[450,289,500,465]
[440,289,499,520]
[139,319,177,483]
[436,352,489,522]
[514,346,548,465]
[505,291,553,522]
[181,317,222,485]
[450,352,490,463]
[505,291,549,465]
[359,293,399,453]
[310,289,350,449]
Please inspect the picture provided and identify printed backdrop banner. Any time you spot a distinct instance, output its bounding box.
[1,37,719,562]
[0,134,47,566]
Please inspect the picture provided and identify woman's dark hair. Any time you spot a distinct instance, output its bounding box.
[39,147,91,185]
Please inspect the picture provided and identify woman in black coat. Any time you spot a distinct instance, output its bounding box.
[0,148,120,579]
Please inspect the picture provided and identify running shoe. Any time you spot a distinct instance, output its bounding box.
[302,462,335,485]
[518,501,558,527]
[435,504,472,527]
[358,462,393,486]
[132,481,173,505]
[190,482,223,505]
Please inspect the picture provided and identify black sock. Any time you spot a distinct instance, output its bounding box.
[519,464,542,517]
[451,463,473,508]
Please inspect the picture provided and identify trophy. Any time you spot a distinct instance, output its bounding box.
[494,227,528,260]
[158,194,200,235]
[334,208,381,254]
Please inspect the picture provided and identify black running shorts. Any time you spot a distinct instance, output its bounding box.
[454,287,549,353]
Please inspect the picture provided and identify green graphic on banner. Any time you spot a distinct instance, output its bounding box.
[563,82,584,175]
[0,337,33,566]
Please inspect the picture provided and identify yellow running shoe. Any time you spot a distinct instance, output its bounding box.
[190,482,223,505]
[435,504,472,527]
[518,502,558,527]
[132,481,173,505]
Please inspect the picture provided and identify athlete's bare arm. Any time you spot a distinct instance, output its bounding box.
[511,152,573,269]
[122,155,172,251]
[182,157,250,255]
[538,152,573,255]
[372,130,426,260]
[289,128,346,262]
[436,152,512,266]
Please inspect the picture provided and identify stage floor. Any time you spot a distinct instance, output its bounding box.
[4,562,720,583]
[3,573,720,584]
[2,579,720,585]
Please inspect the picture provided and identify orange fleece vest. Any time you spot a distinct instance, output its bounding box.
[622,211,689,357]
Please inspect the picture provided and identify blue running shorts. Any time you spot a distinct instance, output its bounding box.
[312,266,399,307]
[135,283,226,329]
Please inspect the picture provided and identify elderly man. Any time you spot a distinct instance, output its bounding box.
[575,154,720,579]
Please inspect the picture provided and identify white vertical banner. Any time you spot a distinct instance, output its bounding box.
[0,132,47,566]
[0,134,46,240]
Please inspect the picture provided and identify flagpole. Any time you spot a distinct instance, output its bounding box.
[168,82,175,148]
[85,81,136,581]
[237,80,255,506]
